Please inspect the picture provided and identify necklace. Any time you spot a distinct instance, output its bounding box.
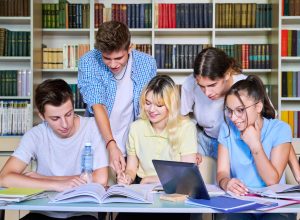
[113,63,128,81]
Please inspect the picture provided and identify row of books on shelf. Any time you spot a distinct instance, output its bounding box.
[0,70,31,97]
[0,28,30,57]
[154,44,272,70]
[282,0,300,16]
[0,100,31,136]
[42,44,90,69]
[42,1,90,29]
[69,84,85,110]
[216,4,272,29]
[0,0,30,17]
[281,111,300,138]
[155,3,212,29]
[132,44,152,56]
[110,4,152,29]
[282,71,300,98]
[281,30,300,57]
[155,44,209,69]
[216,44,272,69]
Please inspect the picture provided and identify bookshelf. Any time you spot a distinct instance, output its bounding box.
[0,0,42,145]
[40,0,298,132]
[279,0,300,142]
[0,1,42,220]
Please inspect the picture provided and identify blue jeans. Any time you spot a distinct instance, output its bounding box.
[197,128,218,159]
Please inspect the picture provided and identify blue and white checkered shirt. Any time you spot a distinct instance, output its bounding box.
[78,49,157,119]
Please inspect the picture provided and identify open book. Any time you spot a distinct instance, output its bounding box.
[0,188,45,202]
[249,184,300,200]
[49,183,154,204]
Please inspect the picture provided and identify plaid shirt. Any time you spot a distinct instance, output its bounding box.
[78,49,156,119]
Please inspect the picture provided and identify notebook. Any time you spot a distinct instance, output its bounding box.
[152,160,210,200]
[186,195,265,213]
[0,188,45,202]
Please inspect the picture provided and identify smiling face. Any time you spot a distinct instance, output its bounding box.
[195,74,230,100]
[144,90,169,129]
[102,49,130,75]
[39,99,77,138]
[225,93,262,131]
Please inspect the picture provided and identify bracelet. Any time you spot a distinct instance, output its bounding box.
[105,139,116,149]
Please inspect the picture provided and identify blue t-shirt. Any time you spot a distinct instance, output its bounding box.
[218,118,292,188]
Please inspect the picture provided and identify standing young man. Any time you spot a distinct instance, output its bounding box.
[0,79,108,220]
[78,21,156,173]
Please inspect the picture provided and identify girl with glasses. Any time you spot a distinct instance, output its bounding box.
[181,47,300,183]
[216,75,295,220]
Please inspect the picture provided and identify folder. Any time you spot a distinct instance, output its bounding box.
[186,196,265,213]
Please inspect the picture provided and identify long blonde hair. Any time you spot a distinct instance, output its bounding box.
[140,75,187,159]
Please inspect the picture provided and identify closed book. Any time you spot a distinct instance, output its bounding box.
[284,0,290,15]
[288,111,294,135]
[126,4,132,28]
[292,30,298,56]
[281,30,288,56]
[203,3,209,28]
[189,4,195,28]
[293,71,297,97]
[294,0,300,15]
[234,4,241,28]
[282,71,288,97]
[154,44,161,69]
[287,71,293,97]
[288,30,292,56]
[0,188,44,202]
[175,4,181,28]
[289,0,295,15]
[186,196,264,213]
[139,4,145,28]
[207,4,213,28]
[241,4,247,28]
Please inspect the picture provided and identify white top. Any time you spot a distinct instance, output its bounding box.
[110,52,134,156]
[12,116,108,218]
[181,74,246,138]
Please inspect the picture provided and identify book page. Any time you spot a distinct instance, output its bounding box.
[51,183,106,203]
[103,184,154,203]
[248,184,300,200]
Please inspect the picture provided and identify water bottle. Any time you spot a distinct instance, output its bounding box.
[80,143,93,183]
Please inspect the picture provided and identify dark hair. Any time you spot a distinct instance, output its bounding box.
[35,79,74,116]
[95,21,131,53]
[224,75,275,122]
[193,47,241,79]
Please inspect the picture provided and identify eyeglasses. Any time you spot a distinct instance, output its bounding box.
[224,102,259,118]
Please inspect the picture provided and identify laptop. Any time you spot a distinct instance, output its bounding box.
[152,160,210,200]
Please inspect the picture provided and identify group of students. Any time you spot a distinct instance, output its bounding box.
[0,21,299,220]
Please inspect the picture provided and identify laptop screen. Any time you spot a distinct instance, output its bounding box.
[152,160,210,200]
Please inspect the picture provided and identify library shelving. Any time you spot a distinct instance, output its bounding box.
[279,0,300,141]
[0,1,42,219]
[0,0,298,179]
[0,0,42,147]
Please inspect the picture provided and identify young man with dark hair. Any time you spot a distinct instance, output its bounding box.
[78,21,156,174]
[0,79,108,220]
